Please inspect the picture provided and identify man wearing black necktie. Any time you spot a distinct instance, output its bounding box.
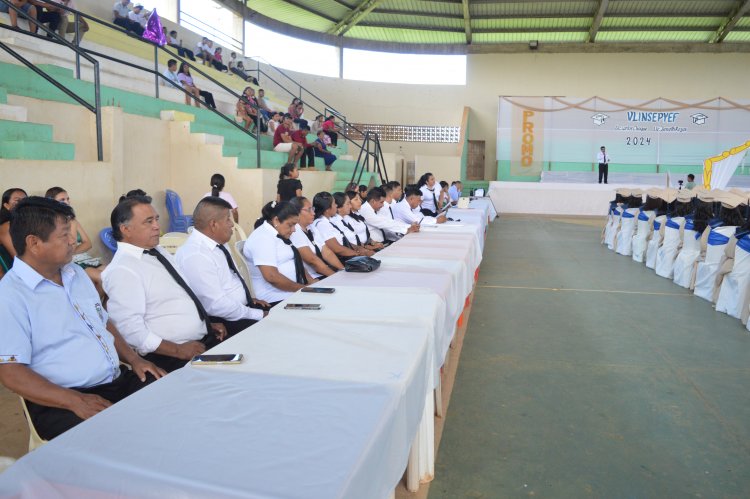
[102,196,228,372]
[176,197,269,338]
[597,145,610,184]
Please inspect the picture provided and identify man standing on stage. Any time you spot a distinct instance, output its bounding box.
[597,146,610,184]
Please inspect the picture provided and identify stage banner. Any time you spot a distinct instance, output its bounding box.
[497,97,750,170]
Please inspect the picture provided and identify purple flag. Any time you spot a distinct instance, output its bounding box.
[142,9,167,46]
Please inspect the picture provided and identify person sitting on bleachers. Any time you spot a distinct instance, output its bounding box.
[0,197,165,441]
[55,0,88,42]
[228,52,252,81]
[417,172,443,217]
[311,192,366,261]
[288,196,343,278]
[256,89,273,119]
[195,37,213,66]
[288,98,301,122]
[291,124,315,169]
[344,190,384,252]
[0,188,28,273]
[112,0,142,36]
[273,114,304,166]
[237,86,260,132]
[330,192,374,255]
[204,173,239,223]
[277,163,302,203]
[393,184,447,225]
[1,0,38,33]
[45,186,105,297]
[175,197,267,337]
[127,3,147,30]
[267,111,282,135]
[312,130,337,171]
[167,30,195,61]
[103,196,228,372]
[30,0,64,37]
[212,46,228,72]
[359,187,418,243]
[162,59,197,106]
[244,201,315,306]
[177,62,215,109]
[310,114,325,135]
[322,115,340,147]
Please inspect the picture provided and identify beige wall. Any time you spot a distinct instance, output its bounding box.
[415,155,460,185]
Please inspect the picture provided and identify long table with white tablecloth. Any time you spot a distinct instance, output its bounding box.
[0,213,490,498]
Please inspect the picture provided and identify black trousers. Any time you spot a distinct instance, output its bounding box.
[25,368,156,441]
[209,316,258,337]
[38,11,62,34]
[299,147,315,168]
[199,90,216,109]
[113,17,143,36]
[598,163,608,183]
[142,331,222,373]
[170,44,196,61]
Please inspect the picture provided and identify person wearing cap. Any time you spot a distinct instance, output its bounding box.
[127,3,148,28]
[112,0,143,35]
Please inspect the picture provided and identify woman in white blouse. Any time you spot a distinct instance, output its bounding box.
[311,192,369,261]
[331,192,375,253]
[343,190,383,252]
[243,201,315,306]
[417,172,444,217]
[288,196,343,278]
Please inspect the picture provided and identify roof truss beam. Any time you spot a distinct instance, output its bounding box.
[327,0,385,36]
[283,0,339,24]
[710,0,750,43]
[462,0,472,44]
[588,0,609,43]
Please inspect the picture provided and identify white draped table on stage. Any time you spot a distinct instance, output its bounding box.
[0,209,492,498]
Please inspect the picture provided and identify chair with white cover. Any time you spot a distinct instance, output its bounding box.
[604,189,630,249]
[616,189,644,256]
[655,189,695,278]
[18,397,47,452]
[715,234,750,320]
[673,191,715,288]
[645,188,677,269]
[632,188,661,263]
[693,192,746,300]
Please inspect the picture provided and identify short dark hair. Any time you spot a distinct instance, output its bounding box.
[386,181,401,190]
[167,59,177,68]
[10,196,74,257]
[687,174,695,181]
[332,192,347,210]
[358,185,367,193]
[404,184,421,198]
[312,192,334,219]
[366,187,386,202]
[119,189,148,202]
[169,30,177,35]
[44,186,66,199]
[193,196,233,230]
[439,180,448,189]
[283,113,293,120]
[110,195,152,241]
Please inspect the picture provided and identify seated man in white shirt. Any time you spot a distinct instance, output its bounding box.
[448,181,462,206]
[162,59,196,107]
[358,186,419,243]
[0,197,164,440]
[103,196,227,372]
[175,197,268,337]
[393,184,447,225]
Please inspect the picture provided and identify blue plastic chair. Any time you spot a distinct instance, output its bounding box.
[99,228,118,253]
[165,189,194,233]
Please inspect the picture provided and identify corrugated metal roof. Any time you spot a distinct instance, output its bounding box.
[247,0,750,49]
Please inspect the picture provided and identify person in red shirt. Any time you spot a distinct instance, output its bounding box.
[322,115,340,146]
[273,114,303,166]
[291,125,315,169]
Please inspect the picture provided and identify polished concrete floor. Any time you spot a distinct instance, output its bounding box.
[430,216,750,498]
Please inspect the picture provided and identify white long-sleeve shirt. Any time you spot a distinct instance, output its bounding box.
[102,242,206,355]
[597,151,610,164]
[392,199,438,225]
[358,201,409,243]
[175,229,263,323]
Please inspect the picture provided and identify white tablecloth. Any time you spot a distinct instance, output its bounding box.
[468,198,498,221]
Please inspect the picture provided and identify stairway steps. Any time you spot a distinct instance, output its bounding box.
[0,119,53,142]
[0,103,28,122]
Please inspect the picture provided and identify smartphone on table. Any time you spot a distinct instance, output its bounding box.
[191,353,244,365]
[284,303,323,310]
[301,287,335,294]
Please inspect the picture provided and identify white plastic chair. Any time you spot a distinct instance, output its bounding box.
[655,216,685,278]
[233,240,254,297]
[159,232,189,255]
[672,221,702,288]
[645,215,667,269]
[632,210,654,263]
[715,235,750,320]
[19,397,48,452]
[694,226,736,301]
